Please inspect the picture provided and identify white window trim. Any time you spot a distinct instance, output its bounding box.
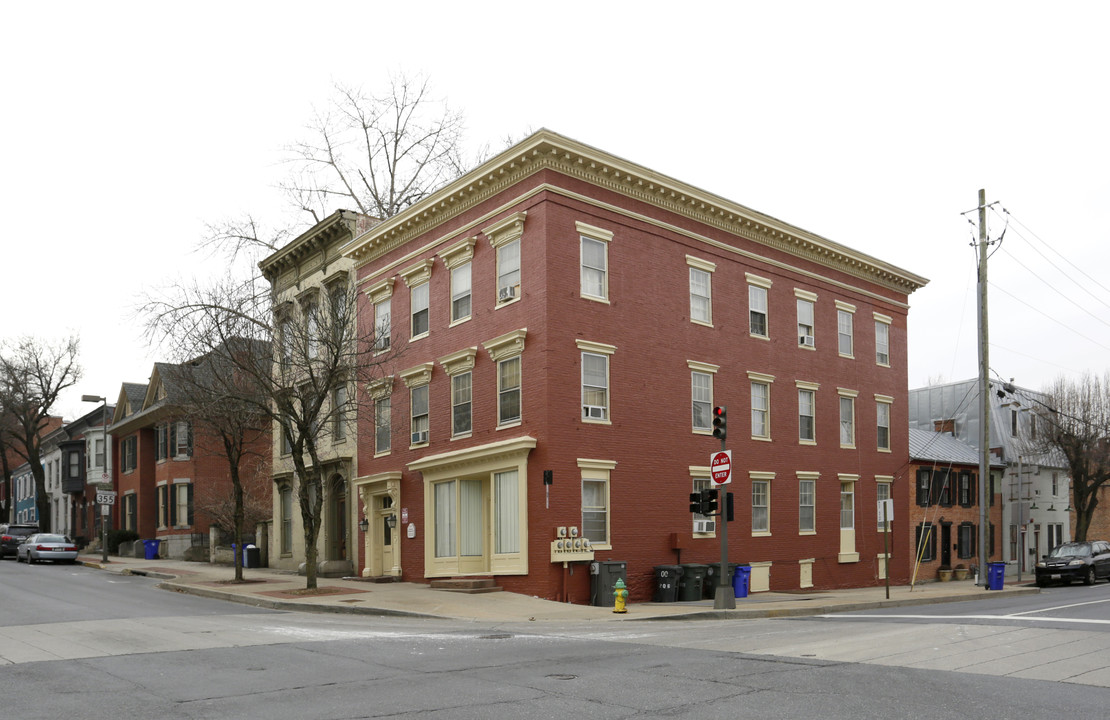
[876,475,894,531]
[745,272,772,339]
[797,471,819,536]
[577,340,616,425]
[577,221,613,304]
[486,212,526,308]
[874,312,892,367]
[875,394,894,453]
[838,388,858,449]
[748,371,774,442]
[796,289,817,350]
[751,471,774,537]
[836,300,856,359]
[689,361,719,435]
[687,255,716,327]
[796,380,819,446]
[689,465,715,537]
[579,458,617,550]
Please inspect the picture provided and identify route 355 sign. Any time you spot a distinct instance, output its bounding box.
[96,491,117,505]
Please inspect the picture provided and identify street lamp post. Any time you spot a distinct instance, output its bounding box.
[81,394,110,563]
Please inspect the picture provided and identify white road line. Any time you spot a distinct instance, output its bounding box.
[816,613,1110,625]
[1006,596,1110,617]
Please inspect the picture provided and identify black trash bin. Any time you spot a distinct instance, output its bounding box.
[244,544,261,568]
[679,563,708,601]
[652,565,683,602]
[590,560,628,607]
[703,562,740,599]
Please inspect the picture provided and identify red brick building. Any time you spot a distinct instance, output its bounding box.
[345,130,928,602]
[109,358,271,558]
[907,427,1004,582]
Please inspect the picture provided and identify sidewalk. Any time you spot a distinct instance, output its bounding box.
[78,554,1040,623]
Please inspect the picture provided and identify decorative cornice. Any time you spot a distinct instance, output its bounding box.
[364,277,395,304]
[438,236,477,269]
[399,258,434,287]
[407,435,537,474]
[483,329,527,363]
[437,347,478,376]
[260,209,370,283]
[342,130,928,295]
[575,339,616,356]
[483,212,527,249]
[399,363,434,388]
[367,376,394,399]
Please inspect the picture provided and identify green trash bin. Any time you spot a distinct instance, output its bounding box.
[679,563,708,601]
[704,563,740,598]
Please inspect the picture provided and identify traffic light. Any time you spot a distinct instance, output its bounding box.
[704,488,719,515]
[725,491,734,522]
[712,406,727,440]
[689,491,703,514]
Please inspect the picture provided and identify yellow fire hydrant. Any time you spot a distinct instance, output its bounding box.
[613,578,628,614]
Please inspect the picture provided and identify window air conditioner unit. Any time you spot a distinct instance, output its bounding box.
[800,335,815,347]
[583,405,606,420]
[499,286,516,301]
[694,519,716,533]
[411,431,428,444]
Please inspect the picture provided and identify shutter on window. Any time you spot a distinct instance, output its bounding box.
[169,423,177,456]
[169,487,177,527]
[187,484,194,526]
[187,423,193,457]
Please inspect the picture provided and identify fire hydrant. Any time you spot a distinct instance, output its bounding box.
[612,578,628,614]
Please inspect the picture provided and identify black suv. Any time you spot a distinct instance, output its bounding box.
[0,524,40,559]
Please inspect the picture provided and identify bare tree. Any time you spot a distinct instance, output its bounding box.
[160,343,272,581]
[144,267,390,589]
[0,413,20,523]
[0,336,82,532]
[199,72,474,266]
[1042,373,1110,541]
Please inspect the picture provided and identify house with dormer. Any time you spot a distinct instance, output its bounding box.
[109,354,271,558]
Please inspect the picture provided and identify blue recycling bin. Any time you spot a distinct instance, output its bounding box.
[987,562,1005,590]
[733,564,751,598]
[142,539,161,560]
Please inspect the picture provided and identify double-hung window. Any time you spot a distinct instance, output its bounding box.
[687,256,716,325]
[838,389,857,447]
[485,212,527,306]
[747,274,771,338]
[798,473,817,533]
[452,373,473,436]
[578,222,613,302]
[367,278,395,352]
[483,329,527,427]
[400,362,433,446]
[796,290,816,347]
[874,313,891,365]
[749,373,773,440]
[752,476,771,534]
[797,382,817,443]
[333,385,348,442]
[578,341,616,422]
[877,479,892,530]
[876,395,892,451]
[451,263,472,323]
[400,259,433,341]
[836,301,855,357]
[689,361,718,433]
[439,237,476,324]
[156,423,168,461]
[170,421,192,459]
[580,459,616,547]
[410,283,429,338]
[375,395,391,454]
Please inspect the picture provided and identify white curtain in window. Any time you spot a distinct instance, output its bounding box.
[582,353,608,408]
[435,480,456,558]
[495,470,519,554]
[460,478,482,557]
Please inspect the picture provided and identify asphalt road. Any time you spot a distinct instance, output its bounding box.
[2,561,1107,719]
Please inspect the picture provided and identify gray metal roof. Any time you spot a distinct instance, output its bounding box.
[908,427,1004,467]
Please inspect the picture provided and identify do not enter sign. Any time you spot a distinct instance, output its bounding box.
[710,450,732,485]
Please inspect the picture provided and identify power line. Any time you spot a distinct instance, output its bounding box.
[988,280,1110,352]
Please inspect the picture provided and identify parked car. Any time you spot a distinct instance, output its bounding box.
[0,524,40,559]
[16,534,79,564]
[1035,541,1110,587]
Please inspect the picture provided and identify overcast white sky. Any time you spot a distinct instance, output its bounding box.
[4,1,1109,421]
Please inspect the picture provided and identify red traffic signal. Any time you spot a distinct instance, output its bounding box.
[712,406,727,440]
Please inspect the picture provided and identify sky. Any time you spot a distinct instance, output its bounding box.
[4,1,1110,421]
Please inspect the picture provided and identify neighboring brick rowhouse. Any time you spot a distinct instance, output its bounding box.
[344,130,928,602]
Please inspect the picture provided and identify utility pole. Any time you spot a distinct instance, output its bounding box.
[977,189,991,587]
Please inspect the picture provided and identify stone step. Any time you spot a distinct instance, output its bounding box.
[430,577,503,594]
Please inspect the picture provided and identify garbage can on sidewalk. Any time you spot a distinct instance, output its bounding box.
[244,544,261,568]
[733,564,751,598]
[590,560,628,606]
[987,561,1006,591]
[705,563,740,598]
[652,565,683,602]
[142,539,161,560]
[679,563,708,601]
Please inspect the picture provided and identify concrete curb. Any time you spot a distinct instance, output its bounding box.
[156,580,440,618]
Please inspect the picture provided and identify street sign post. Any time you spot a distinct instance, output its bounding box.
[710,450,732,485]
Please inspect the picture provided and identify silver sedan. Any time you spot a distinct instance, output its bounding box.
[16,534,79,564]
